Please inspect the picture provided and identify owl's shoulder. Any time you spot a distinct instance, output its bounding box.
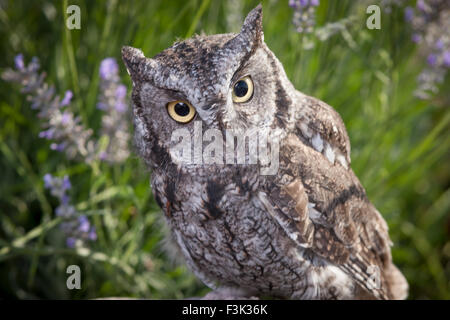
[289,93,351,165]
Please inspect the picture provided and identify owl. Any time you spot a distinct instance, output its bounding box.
[121,4,408,299]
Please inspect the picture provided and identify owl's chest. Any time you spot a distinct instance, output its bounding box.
[151,166,316,297]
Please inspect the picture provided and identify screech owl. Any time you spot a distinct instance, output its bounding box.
[121,4,408,299]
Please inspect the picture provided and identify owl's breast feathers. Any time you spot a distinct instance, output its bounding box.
[259,127,408,299]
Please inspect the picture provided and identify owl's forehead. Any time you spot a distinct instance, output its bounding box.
[154,34,235,65]
[153,34,235,71]
[149,34,242,107]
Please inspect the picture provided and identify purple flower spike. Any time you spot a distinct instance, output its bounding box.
[61,112,71,125]
[443,51,450,68]
[115,102,127,113]
[55,206,63,217]
[417,0,426,12]
[88,228,97,241]
[62,175,72,190]
[115,84,127,99]
[299,0,309,7]
[96,102,107,110]
[99,58,118,80]
[53,193,98,244]
[3,52,102,249]
[427,53,437,66]
[404,7,414,22]
[66,237,76,248]
[78,215,90,233]
[43,174,53,188]
[290,0,318,34]
[3,55,98,161]
[412,34,421,43]
[39,128,54,139]
[60,90,73,107]
[55,204,76,218]
[99,151,108,160]
[14,54,25,71]
[96,56,130,163]
[435,39,444,50]
[51,142,67,152]
[61,194,70,206]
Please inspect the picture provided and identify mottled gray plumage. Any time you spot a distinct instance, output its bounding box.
[122,5,408,299]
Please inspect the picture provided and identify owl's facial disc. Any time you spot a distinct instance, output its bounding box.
[121,4,283,169]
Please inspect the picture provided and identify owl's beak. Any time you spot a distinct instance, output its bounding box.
[121,46,158,82]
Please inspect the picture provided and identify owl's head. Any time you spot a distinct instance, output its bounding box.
[122,5,294,169]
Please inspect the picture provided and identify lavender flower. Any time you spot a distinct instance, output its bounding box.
[404,7,414,21]
[1,55,96,160]
[14,54,25,71]
[39,128,54,139]
[88,229,97,241]
[100,58,119,80]
[43,174,96,248]
[426,53,438,66]
[43,173,53,188]
[78,215,90,233]
[66,237,77,249]
[443,51,450,67]
[435,39,444,50]
[96,57,130,163]
[2,55,131,162]
[403,0,450,99]
[60,90,73,107]
[412,34,422,43]
[417,0,427,12]
[289,0,320,33]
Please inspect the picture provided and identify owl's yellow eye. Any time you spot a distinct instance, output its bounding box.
[167,101,196,123]
[232,76,254,103]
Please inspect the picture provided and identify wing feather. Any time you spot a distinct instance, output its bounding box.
[261,132,395,299]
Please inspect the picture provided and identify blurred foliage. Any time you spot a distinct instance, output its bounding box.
[0,0,449,299]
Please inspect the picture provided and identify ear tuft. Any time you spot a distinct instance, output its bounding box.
[240,3,263,44]
[121,46,157,81]
[121,46,144,77]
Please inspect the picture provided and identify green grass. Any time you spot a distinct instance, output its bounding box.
[0,0,449,299]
